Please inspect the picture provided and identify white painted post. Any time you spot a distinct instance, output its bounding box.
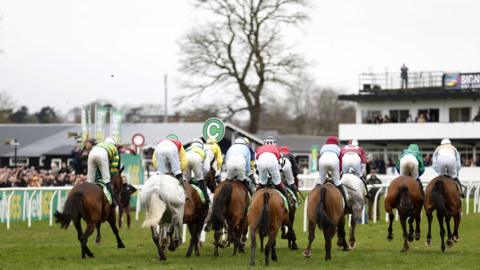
[6,191,15,229]
[135,189,141,221]
[182,224,187,243]
[28,191,37,228]
[303,195,308,232]
[373,187,383,224]
[38,191,43,221]
[49,190,58,226]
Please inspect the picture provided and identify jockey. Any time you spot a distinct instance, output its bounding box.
[317,135,352,212]
[205,137,224,184]
[184,138,211,204]
[225,137,255,195]
[278,146,299,200]
[256,136,292,207]
[432,138,464,198]
[396,144,425,193]
[279,146,299,180]
[339,138,370,197]
[86,136,120,202]
[152,134,187,189]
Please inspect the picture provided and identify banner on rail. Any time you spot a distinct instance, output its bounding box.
[0,190,68,222]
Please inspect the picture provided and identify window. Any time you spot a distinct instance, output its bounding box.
[389,110,410,123]
[449,107,471,122]
[9,157,29,166]
[362,110,382,123]
[417,108,439,122]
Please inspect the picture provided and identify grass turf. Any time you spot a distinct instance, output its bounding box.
[1,197,480,270]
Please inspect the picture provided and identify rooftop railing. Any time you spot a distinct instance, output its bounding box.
[359,71,444,91]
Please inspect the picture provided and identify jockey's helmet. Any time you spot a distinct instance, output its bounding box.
[206,137,217,144]
[440,138,451,145]
[350,138,359,146]
[234,137,249,145]
[325,136,339,145]
[263,136,277,145]
[105,136,118,146]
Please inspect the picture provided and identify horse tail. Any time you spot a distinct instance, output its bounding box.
[212,181,233,231]
[142,191,167,228]
[432,180,449,217]
[259,192,270,238]
[397,186,413,216]
[54,192,84,229]
[316,186,334,230]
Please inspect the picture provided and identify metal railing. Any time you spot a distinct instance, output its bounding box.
[359,71,444,90]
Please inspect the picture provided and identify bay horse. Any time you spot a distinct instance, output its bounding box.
[183,165,217,257]
[424,175,462,251]
[211,179,249,257]
[384,175,424,252]
[303,182,349,261]
[248,187,289,266]
[341,172,366,249]
[141,174,185,261]
[54,168,125,258]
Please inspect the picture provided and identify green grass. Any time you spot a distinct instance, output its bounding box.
[1,197,480,270]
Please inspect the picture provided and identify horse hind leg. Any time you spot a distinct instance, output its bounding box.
[95,222,101,244]
[108,213,125,248]
[73,221,85,258]
[453,214,461,242]
[349,213,357,249]
[264,231,278,266]
[400,216,409,252]
[81,223,96,258]
[151,226,166,261]
[186,223,195,257]
[303,221,315,258]
[445,215,454,248]
[407,216,415,242]
[425,209,433,247]
[249,228,257,266]
[271,240,278,261]
[288,225,298,250]
[387,212,395,241]
[414,211,421,241]
[437,212,446,252]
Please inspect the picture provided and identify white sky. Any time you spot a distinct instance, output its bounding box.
[1,0,480,113]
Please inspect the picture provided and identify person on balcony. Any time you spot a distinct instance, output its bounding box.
[401,64,409,89]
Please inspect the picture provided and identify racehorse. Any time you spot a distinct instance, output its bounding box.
[280,176,299,250]
[248,187,289,266]
[211,179,250,257]
[341,172,366,249]
[183,165,217,257]
[384,176,424,252]
[424,175,462,251]
[54,168,125,258]
[141,174,185,261]
[303,182,349,261]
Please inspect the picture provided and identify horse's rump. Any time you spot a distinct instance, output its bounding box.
[396,186,414,217]
[316,186,335,229]
[212,181,233,231]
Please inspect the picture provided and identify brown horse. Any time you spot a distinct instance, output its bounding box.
[280,176,299,250]
[384,176,423,252]
[55,168,125,258]
[183,166,217,257]
[303,183,349,261]
[424,175,462,251]
[211,179,249,257]
[248,187,289,266]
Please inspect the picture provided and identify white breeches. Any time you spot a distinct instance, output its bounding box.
[87,147,110,183]
[341,152,362,178]
[184,152,209,181]
[433,153,458,178]
[226,154,247,181]
[399,154,419,179]
[257,153,281,186]
[155,140,181,175]
[318,152,341,186]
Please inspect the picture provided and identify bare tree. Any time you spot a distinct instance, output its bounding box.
[179,0,310,133]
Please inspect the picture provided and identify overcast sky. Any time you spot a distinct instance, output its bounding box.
[1,0,479,113]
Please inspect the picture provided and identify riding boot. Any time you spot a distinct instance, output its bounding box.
[198,179,211,204]
[175,173,190,201]
[337,184,352,213]
[276,183,293,208]
[361,176,370,198]
[215,174,222,185]
[106,182,116,207]
[453,177,465,198]
[242,179,253,196]
[289,184,299,202]
[416,178,425,197]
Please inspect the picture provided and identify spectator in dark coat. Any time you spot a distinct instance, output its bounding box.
[118,176,137,229]
[366,169,382,221]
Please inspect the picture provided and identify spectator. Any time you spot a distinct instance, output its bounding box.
[59,161,71,174]
[473,110,480,122]
[406,114,414,123]
[387,158,395,174]
[366,169,382,221]
[424,154,431,166]
[476,155,480,167]
[417,114,427,123]
[383,115,391,123]
[118,176,137,229]
[71,141,83,174]
[401,64,409,89]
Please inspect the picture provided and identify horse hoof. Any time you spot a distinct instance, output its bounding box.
[291,243,298,250]
[195,251,200,257]
[342,246,351,252]
[337,241,343,248]
[95,239,101,245]
[303,250,312,258]
[186,252,192,258]
[441,246,445,252]
[453,236,460,242]
[401,247,409,252]
[214,250,219,257]
[415,233,421,241]
[387,235,393,241]
[447,239,454,248]
[408,236,414,242]
[425,240,432,247]
[349,242,356,249]
[117,243,125,249]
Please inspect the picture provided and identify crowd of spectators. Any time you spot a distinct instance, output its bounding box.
[0,164,86,188]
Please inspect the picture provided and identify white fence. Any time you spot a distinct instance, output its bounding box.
[2,174,480,230]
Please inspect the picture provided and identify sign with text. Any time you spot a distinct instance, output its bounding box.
[444,73,480,90]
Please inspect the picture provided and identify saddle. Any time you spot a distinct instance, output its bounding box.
[188,179,207,204]
[95,181,113,205]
